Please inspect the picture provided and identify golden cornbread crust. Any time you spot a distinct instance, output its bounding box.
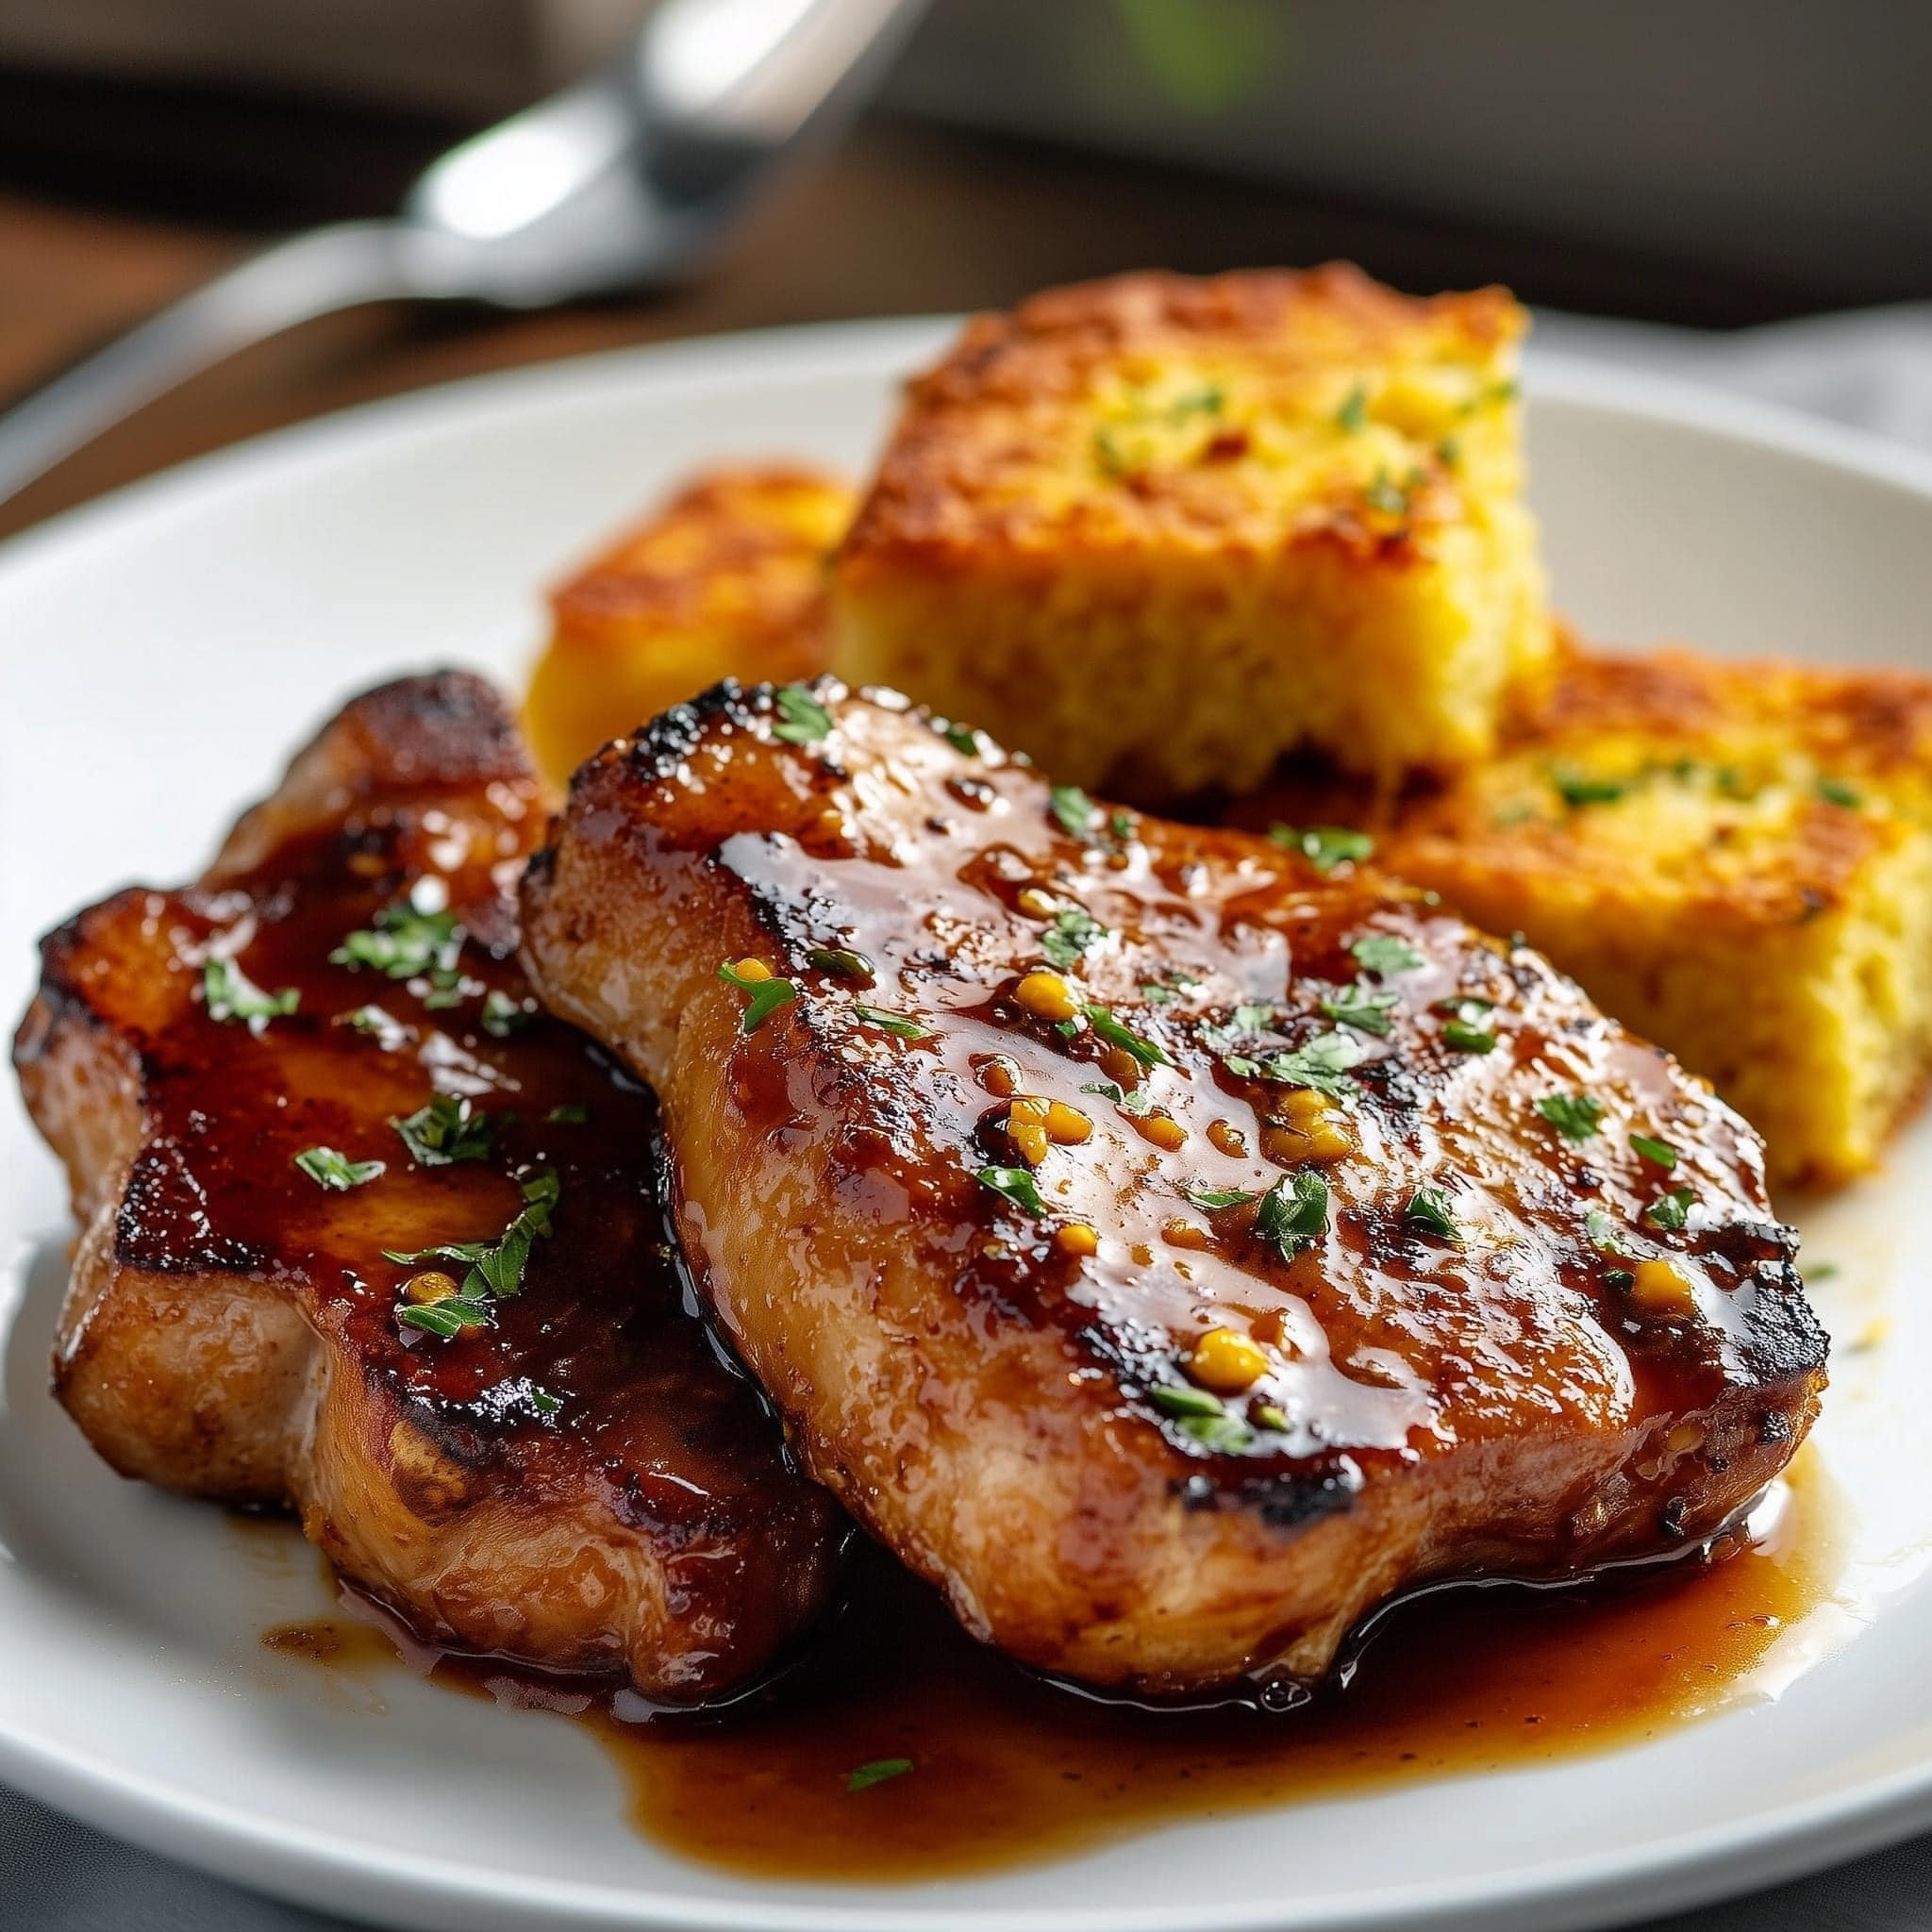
[525,464,852,785]
[833,264,1552,799]
[843,266,1519,556]
[1241,647,1932,1191]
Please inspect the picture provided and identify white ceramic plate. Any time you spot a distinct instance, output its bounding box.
[5,320,1932,1932]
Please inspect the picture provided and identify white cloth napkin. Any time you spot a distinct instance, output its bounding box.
[8,303,1932,1929]
[1534,303,1932,455]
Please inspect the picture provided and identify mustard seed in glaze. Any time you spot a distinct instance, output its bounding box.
[521,679,1827,1699]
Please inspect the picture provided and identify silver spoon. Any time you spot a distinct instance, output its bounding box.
[0,0,927,507]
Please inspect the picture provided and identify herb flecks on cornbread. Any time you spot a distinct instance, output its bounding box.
[525,464,853,786]
[831,265,1552,801]
[1258,649,1932,1192]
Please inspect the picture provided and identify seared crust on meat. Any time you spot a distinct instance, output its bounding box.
[13,671,841,1700]
[520,679,1824,1697]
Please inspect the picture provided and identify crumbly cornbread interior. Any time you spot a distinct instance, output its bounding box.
[830,265,1551,801]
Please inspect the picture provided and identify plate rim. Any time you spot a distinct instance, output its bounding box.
[5,314,1932,1932]
[8,315,1932,591]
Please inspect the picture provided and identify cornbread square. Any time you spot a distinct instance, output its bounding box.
[1255,648,1932,1192]
[524,464,852,785]
[831,265,1552,801]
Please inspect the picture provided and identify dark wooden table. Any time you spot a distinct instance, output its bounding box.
[0,103,1836,545]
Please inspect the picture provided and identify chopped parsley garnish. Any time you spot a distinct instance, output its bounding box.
[1091,425,1132,476]
[546,1103,588,1124]
[1437,999,1498,1054]
[1082,1079,1154,1117]
[480,990,530,1038]
[1351,933,1424,976]
[845,1758,913,1793]
[391,1093,496,1167]
[1630,1132,1680,1170]
[293,1146,384,1192]
[1109,809,1136,844]
[1049,784,1098,841]
[717,960,797,1032]
[807,948,874,980]
[853,1004,931,1041]
[1150,1384,1224,1419]
[1081,1003,1172,1069]
[330,903,462,982]
[1464,377,1519,414]
[1175,1408,1256,1455]
[772,684,832,745]
[1336,384,1369,433]
[1183,1185,1260,1209]
[1403,1186,1461,1243]
[1149,1383,1257,1451]
[1250,1031,1362,1098]
[341,1004,400,1037]
[526,1386,564,1417]
[1536,1092,1605,1143]
[1093,387,1224,474]
[1585,1207,1631,1256]
[1268,824,1374,873]
[1142,969,1200,1003]
[1320,985,1399,1037]
[392,1297,493,1340]
[1553,770,1627,808]
[1255,1170,1329,1261]
[1363,468,1409,517]
[976,1164,1047,1216]
[1171,384,1224,418]
[1041,907,1106,971]
[938,720,980,757]
[203,958,299,1027]
[1644,1187,1695,1232]
[387,1170,560,1336]
[1253,1402,1291,1433]
[1816,776,1861,808]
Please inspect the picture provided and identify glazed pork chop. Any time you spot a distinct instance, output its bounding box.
[522,679,1826,1700]
[13,673,841,1701]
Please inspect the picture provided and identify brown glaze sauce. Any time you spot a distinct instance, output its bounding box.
[264,1460,1837,1882]
[63,718,843,1691]
[585,691,1824,1598]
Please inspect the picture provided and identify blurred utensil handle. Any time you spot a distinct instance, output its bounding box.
[0,0,928,511]
[0,224,420,508]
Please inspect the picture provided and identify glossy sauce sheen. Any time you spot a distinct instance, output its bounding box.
[717,724,1793,1456]
[267,1467,1835,1880]
[521,682,1825,1692]
[20,675,841,1693]
[117,844,684,1451]
[106,832,811,1569]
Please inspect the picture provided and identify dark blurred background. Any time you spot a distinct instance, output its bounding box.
[3,0,1929,539]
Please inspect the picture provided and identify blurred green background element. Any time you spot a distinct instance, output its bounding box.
[1111,0,1282,116]
[3,0,1929,308]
